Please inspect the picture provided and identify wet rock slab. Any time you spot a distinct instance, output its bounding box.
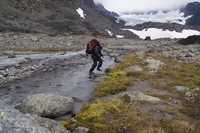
[17,94,74,117]
[0,101,70,133]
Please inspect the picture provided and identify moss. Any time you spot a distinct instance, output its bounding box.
[161,120,196,133]
[94,54,146,97]
[94,71,132,97]
[149,55,200,90]
[0,112,5,119]
[64,98,199,133]
[126,71,144,78]
[179,100,200,120]
[0,112,5,116]
[62,100,123,132]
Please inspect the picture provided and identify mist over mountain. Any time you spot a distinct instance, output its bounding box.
[96,2,200,27]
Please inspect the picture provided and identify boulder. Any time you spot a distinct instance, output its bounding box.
[19,58,29,64]
[8,54,16,58]
[109,53,119,57]
[17,94,74,117]
[0,74,6,83]
[73,127,89,133]
[105,64,118,73]
[114,56,123,63]
[0,101,70,133]
[169,65,181,70]
[30,36,39,42]
[143,57,165,72]
[185,53,195,58]
[144,36,151,41]
[125,65,143,72]
[123,91,160,102]
[196,62,200,67]
[177,35,200,45]
[173,86,190,92]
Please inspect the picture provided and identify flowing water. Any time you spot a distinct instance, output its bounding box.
[0,50,114,120]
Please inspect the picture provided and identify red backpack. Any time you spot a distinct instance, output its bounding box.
[85,39,100,55]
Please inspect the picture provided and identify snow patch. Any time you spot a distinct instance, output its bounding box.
[115,18,121,24]
[105,30,113,36]
[123,28,200,40]
[118,10,192,26]
[76,7,86,19]
[116,35,124,38]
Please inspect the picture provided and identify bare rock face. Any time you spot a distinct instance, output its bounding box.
[0,101,71,133]
[0,0,139,39]
[177,35,200,45]
[17,94,74,117]
[144,36,151,41]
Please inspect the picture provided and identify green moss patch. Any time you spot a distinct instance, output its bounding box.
[149,56,200,90]
[94,54,146,97]
[61,99,198,133]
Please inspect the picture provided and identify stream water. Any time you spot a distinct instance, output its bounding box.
[0,50,114,120]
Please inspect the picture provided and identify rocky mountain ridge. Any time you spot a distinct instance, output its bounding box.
[129,21,200,32]
[181,2,200,26]
[0,0,138,39]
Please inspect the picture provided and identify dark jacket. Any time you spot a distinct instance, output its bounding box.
[92,45,103,57]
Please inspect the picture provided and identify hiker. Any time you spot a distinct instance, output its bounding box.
[87,40,104,74]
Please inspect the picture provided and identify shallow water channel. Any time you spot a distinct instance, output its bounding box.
[0,50,114,120]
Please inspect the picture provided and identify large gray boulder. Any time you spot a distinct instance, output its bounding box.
[0,101,70,133]
[17,94,74,117]
[123,91,160,102]
[173,86,190,92]
[143,57,165,72]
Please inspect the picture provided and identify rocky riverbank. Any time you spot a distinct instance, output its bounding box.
[0,35,200,133]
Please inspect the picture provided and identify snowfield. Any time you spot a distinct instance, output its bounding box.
[118,10,192,26]
[123,28,200,40]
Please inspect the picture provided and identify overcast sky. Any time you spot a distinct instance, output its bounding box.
[94,0,200,13]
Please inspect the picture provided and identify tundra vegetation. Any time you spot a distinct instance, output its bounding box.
[60,52,200,133]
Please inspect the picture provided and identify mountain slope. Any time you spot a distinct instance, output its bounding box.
[181,2,200,26]
[0,0,138,39]
[82,0,126,25]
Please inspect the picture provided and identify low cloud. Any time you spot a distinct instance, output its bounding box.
[94,0,200,13]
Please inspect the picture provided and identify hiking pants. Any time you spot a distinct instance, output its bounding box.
[89,55,103,72]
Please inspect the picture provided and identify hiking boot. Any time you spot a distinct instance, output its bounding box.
[97,68,102,71]
[89,71,95,74]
